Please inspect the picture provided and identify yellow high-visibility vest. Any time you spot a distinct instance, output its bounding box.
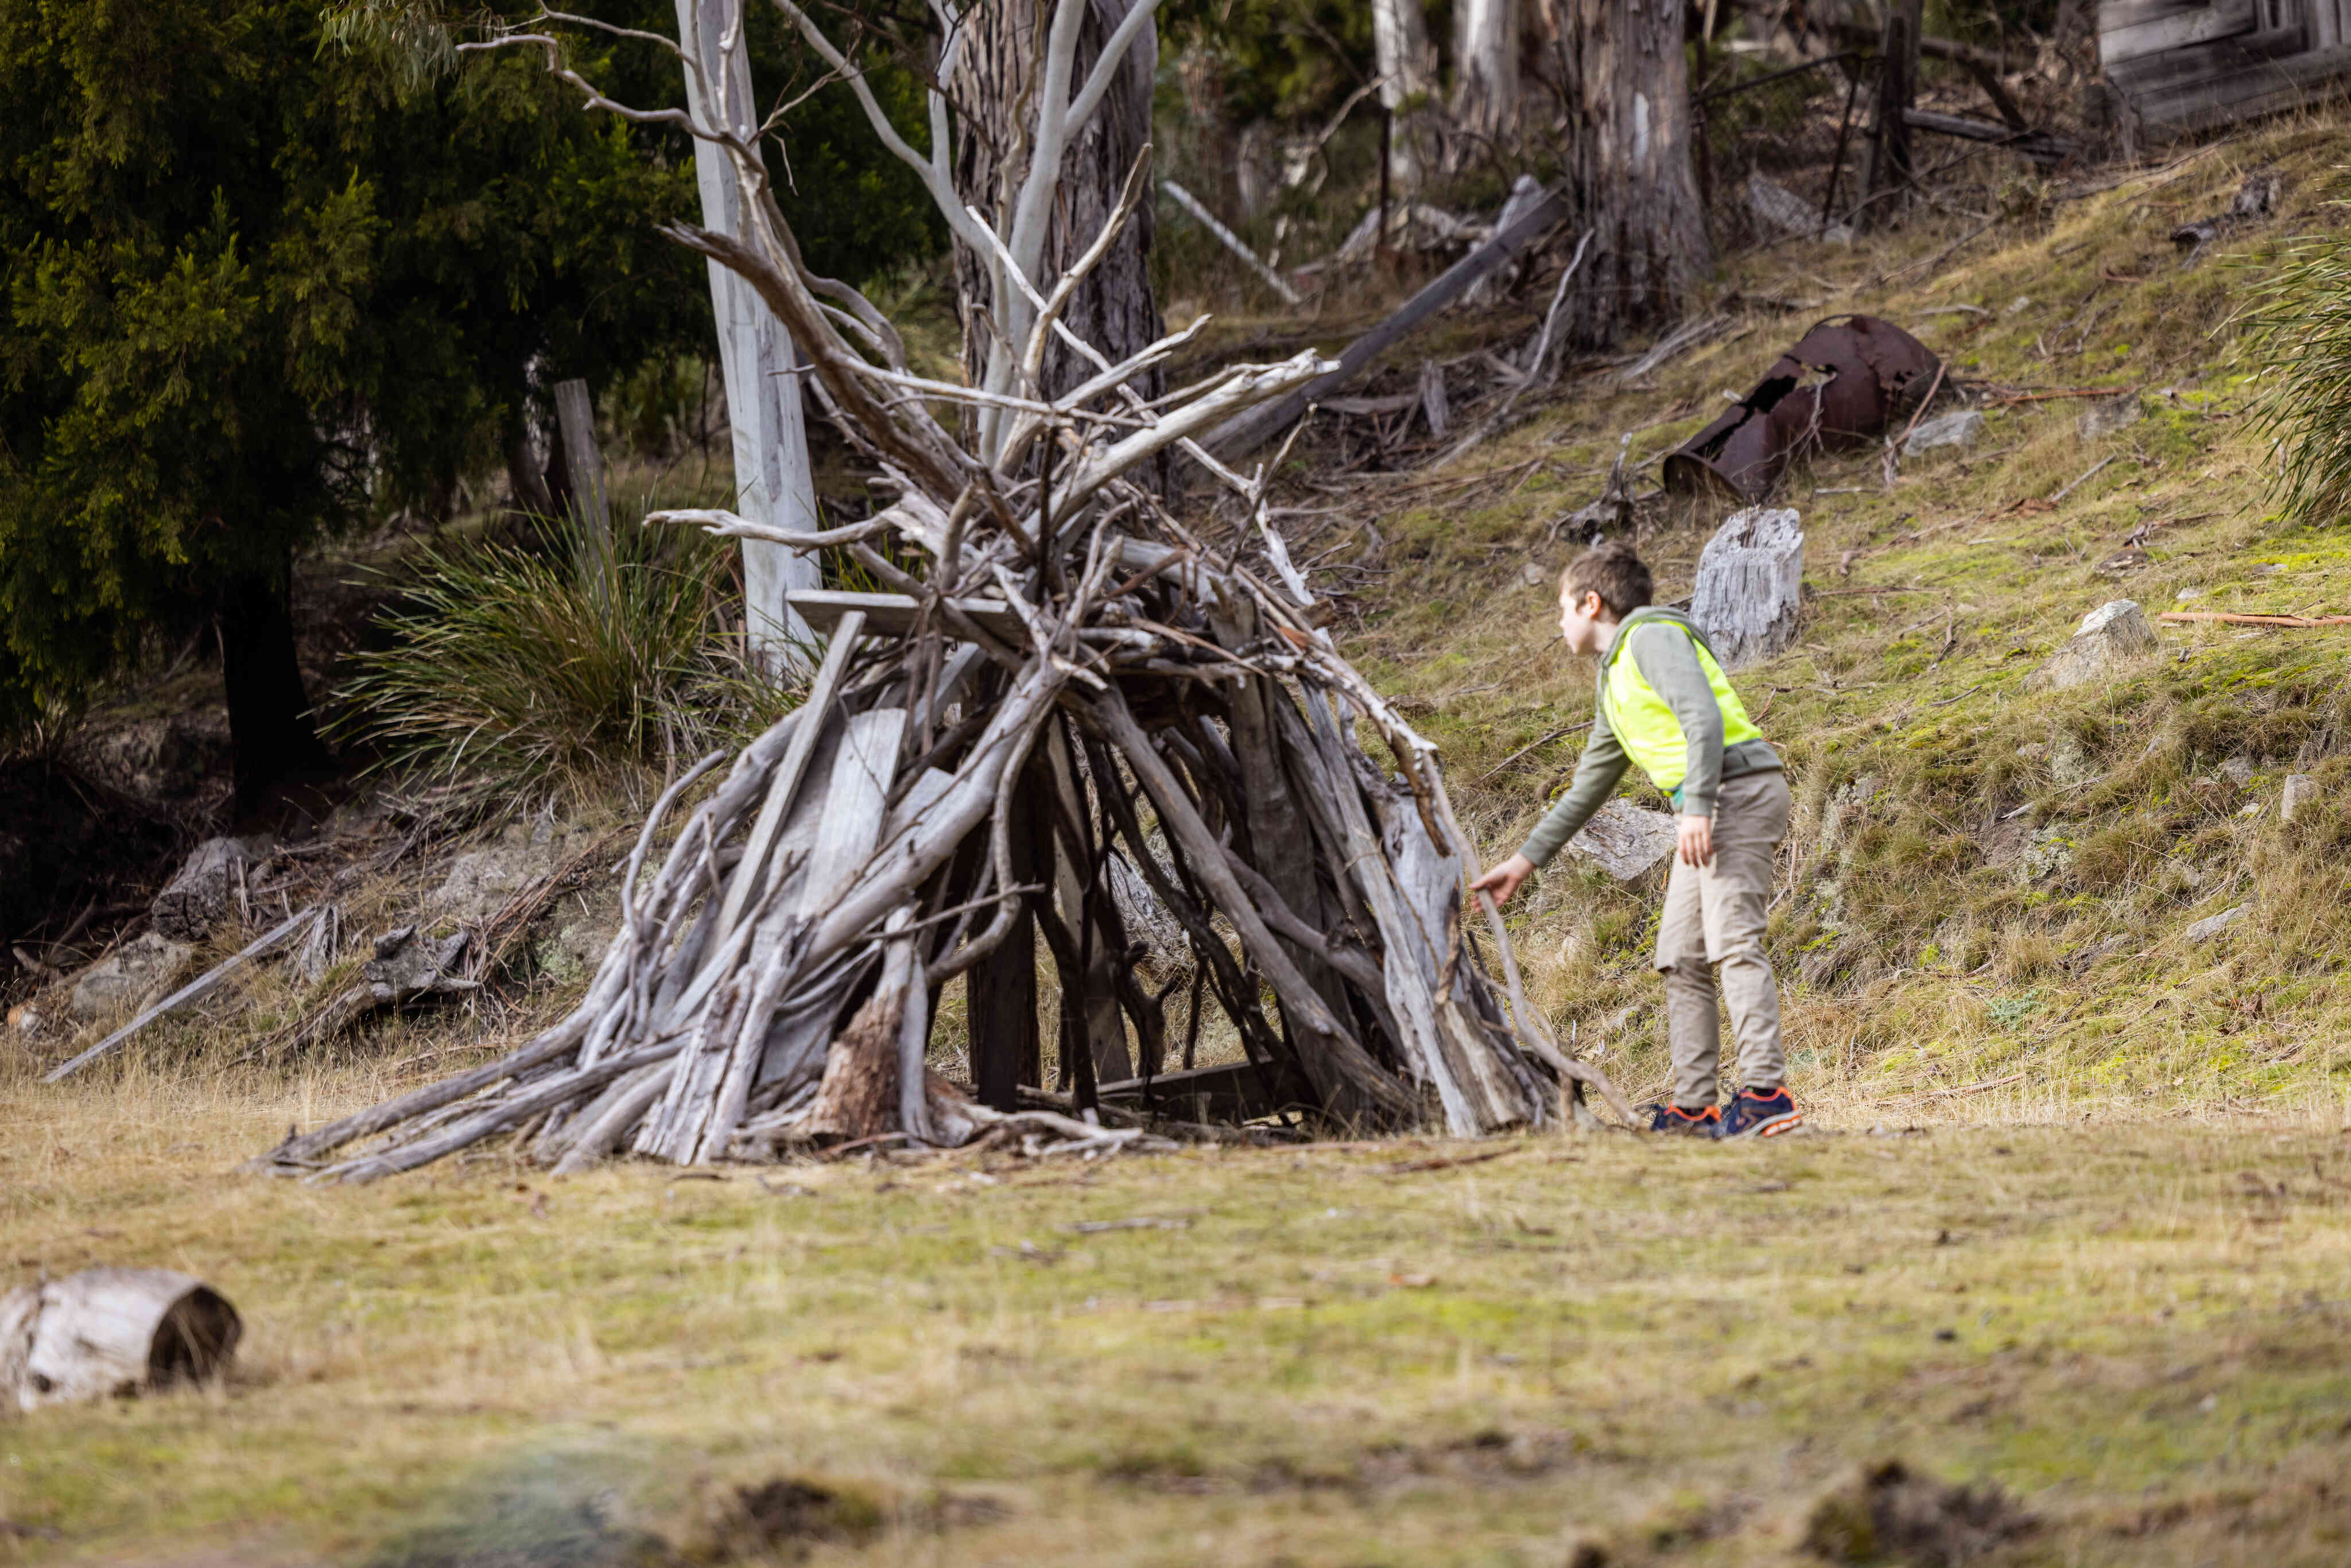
[1601,610,1762,797]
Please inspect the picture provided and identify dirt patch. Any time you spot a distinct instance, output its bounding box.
[1802,1458,2036,1565]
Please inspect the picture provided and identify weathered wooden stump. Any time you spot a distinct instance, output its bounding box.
[1691,506,1804,670]
[3,1268,241,1411]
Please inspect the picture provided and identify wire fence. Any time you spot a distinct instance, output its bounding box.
[1694,52,1880,255]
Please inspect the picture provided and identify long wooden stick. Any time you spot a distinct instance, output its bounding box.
[1206,185,1568,458]
[2160,610,2351,628]
[46,907,320,1082]
[711,610,865,945]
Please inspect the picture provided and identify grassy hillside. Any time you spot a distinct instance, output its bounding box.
[1339,121,2351,1126]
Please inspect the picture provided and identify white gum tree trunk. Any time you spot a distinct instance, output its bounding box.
[1371,0,1435,185]
[1453,0,1520,148]
[674,0,822,670]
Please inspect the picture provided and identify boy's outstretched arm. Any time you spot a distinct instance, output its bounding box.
[1471,712,1628,907]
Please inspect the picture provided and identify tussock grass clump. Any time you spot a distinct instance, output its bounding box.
[2247,181,2351,526]
[335,514,792,804]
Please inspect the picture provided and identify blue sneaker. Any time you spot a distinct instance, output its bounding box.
[1643,1101,1722,1136]
[1719,1086,1802,1139]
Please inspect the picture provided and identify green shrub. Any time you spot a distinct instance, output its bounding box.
[2245,203,2351,524]
[333,513,793,802]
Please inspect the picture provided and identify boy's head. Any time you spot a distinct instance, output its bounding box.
[1556,540,1652,655]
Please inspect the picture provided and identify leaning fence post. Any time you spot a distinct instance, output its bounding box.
[1858,0,1920,230]
[552,377,612,610]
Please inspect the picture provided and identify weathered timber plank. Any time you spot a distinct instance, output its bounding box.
[2113,38,2351,127]
[1097,1059,1294,1123]
[787,589,1024,641]
[2102,0,2256,64]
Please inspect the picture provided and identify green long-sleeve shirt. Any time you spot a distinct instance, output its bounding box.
[1516,615,1782,868]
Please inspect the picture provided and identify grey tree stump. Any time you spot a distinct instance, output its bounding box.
[1691,506,1804,670]
[3,1268,241,1411]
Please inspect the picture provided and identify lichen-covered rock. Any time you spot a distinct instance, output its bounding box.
[68,933,195,1023]
[1565,801,1678,882]
[1903,409,1985,456]
[2282,773,2320,823]
[2024,600,2160,693]
[2185,904,2247,944]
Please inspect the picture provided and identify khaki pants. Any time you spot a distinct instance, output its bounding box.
[1653,770,1790,1111]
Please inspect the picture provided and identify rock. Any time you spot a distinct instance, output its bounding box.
[1520,559,1547,587]
[2024,600,2160,693]
[2282,773,2320,822]
[69,714,232,807]
[2185,905,2247,943]
[2077,395,2142,441]
[68,933,196,1023]
[2049,732,2098,788]
[1902,409,1984,456]
[1690,506,1804,670]
[2220,754,2255,788]
[1746,173,1854,245]
[2018,826,2074,882]
[1565,801,1679,882]
[428,818,567,925]
[150,837,261,941]
[363,926,475,1003]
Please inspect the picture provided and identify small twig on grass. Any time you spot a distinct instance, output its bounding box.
[1877,1070,2025,1106]
[1980,385,2127,407]
[2050,455,2117,503]
[1477,720,1593,782]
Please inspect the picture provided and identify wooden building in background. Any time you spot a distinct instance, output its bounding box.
[2102,0,2351,134]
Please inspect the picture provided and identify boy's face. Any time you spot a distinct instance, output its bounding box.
[1557,584,1610,655]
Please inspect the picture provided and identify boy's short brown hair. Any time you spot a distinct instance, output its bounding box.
[1559,540,1653,620]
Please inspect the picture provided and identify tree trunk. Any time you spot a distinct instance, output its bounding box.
[952,0,1165,416]
[969,751,1047,1111]
[1372,0,1437,187]
[218,560,332,816]
[1556,0,1710,349]
[1453,0,1520,150]
[673,0,823,671]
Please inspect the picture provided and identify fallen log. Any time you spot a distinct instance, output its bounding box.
[3,1268,241,1411]
[1206,185,1568,459]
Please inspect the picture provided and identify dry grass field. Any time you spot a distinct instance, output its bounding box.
[7,1063,2351,1567]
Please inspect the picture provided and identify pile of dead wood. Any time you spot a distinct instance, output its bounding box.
[255,0,1625,1181]
[262,531,1624,1179]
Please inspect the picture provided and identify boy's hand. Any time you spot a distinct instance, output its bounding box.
[1470,853,1536,908]
[1677,814,1714,867]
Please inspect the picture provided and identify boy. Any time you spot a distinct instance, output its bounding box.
[1469,541,1801,1139]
